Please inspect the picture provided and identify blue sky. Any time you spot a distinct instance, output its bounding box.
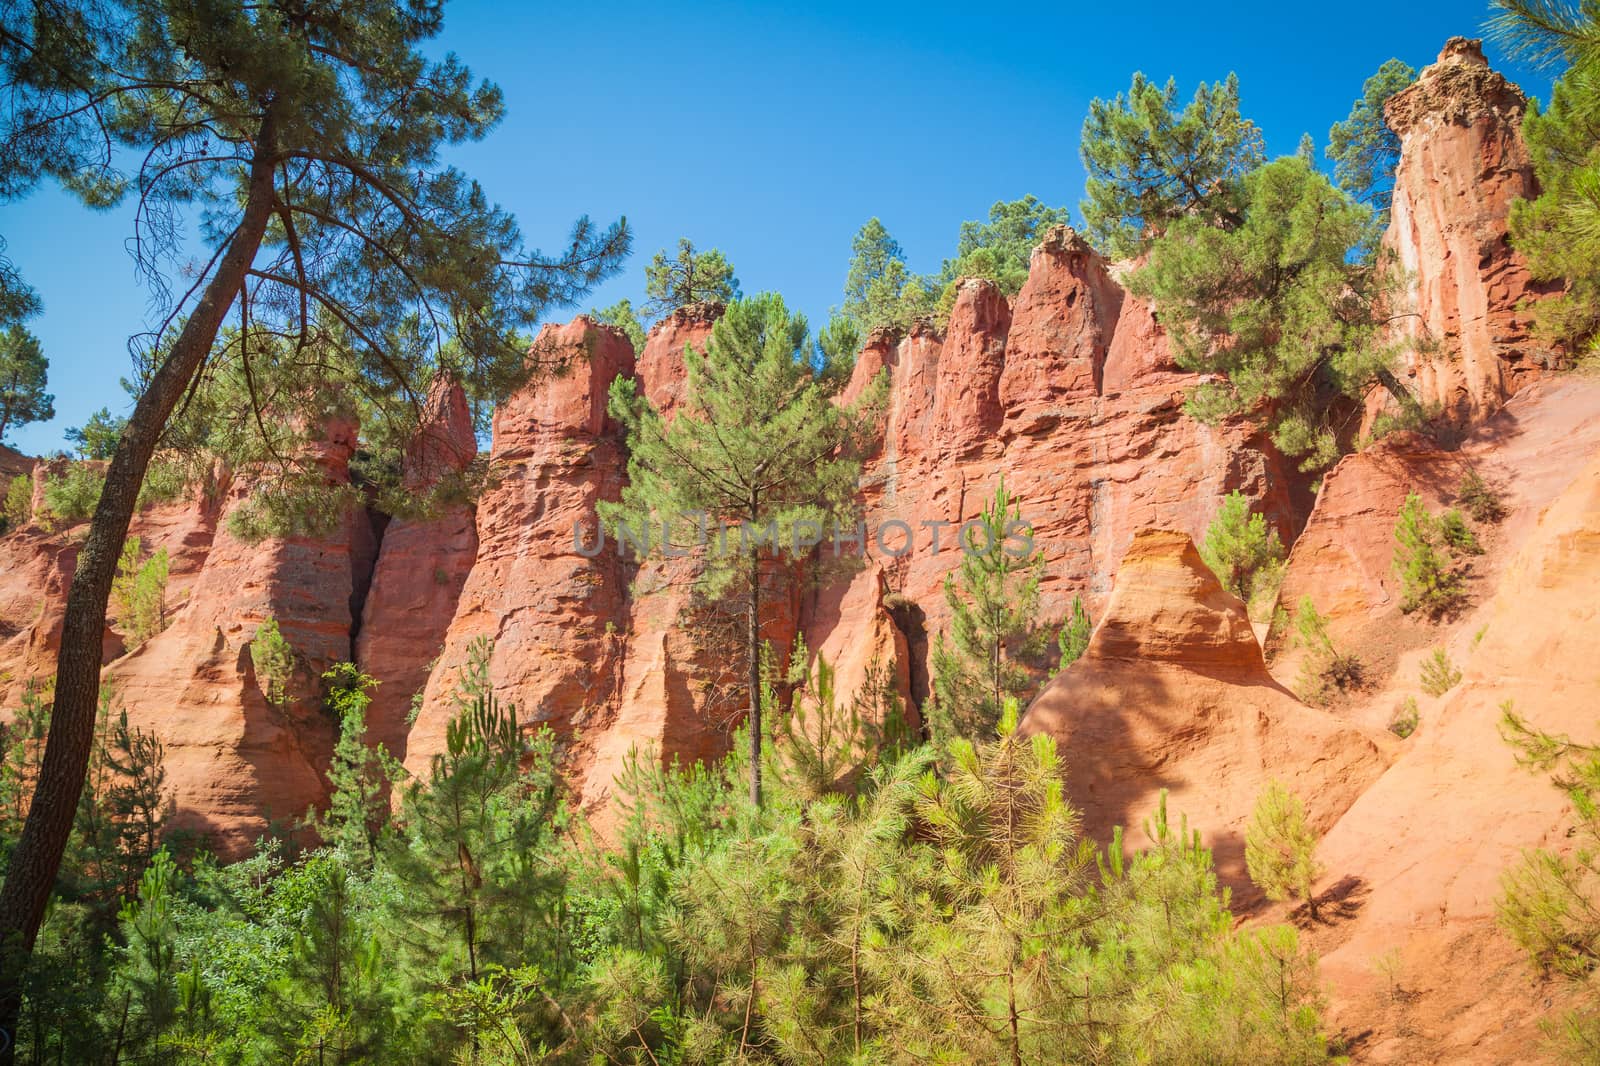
[0,0,1547,455]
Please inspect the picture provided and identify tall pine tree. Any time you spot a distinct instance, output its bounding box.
[603,293,882,806]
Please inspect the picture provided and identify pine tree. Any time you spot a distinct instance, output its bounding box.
[111,538,169,649]
[1326,59,1417,231]
[1245,781,1325,920]
[1498,699,1600,1059]
[0,325,51,444]
[382,682,569,1055]
[839,217,933,335]
[934,196,1070,316]
[1200,490,1286,604]
[64,407,126,461]
[314,663,396,866]
[1393,494,1464,617]
[1055,595,1092,673]
[643,238,739,315]
[1129,155,1402,471]
[109,849,184,1059]
[592,297,648,352]
[1080,72,1265,257]
[603,293,881,806]
[260,858,397,1064]
[0,0,630,1009]
[928,482,1053,742]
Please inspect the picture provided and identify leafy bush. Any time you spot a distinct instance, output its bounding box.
[1390,696,1420,739]
[1292,596,1364,705]
[41,464,104,525]
[1393,494,1465,618]
[2,473,29,533]
[249,617,296,706]
[1246,780,1325,920]
[1456,469,1507,523]
[1200,490,1287,608]
[1419,647,1462,698]
[1438,509,1482,555]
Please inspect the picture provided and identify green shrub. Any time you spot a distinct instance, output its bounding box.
[1,473,29,533]
[41,464,105,524]
[1456,469,1506,523]
[1393,494,1464,618]
[111,538,170,649]
[1292,596,1364,705]
[136,459,191,510]
[1246,780,1325,919]
[1438,509,1482,555]
[1419,648,1461,698]
[1389,696,1420,739]
[249,617,296,706]
[1200,490,1287,605]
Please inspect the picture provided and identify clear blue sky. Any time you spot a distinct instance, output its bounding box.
[0,0,1546,455]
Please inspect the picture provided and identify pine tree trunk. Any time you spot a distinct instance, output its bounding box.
[746,555,762,809]
[0,115,280,1060]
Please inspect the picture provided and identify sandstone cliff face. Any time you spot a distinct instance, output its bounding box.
[1019,529,1390,885]
[101,422,371,854]
[1381,37,1553,426]
[838,227,1304,647]
[402,319,634,787]
[355,377,478,762]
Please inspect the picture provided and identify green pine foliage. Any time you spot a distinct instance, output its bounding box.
[249,617,297,707]
[313,663,398,865]
[64,406,126,460]
[839,216,937,336]
[0,323,52,443]
[1,472,29,533]
[1080,72,1265,258]
[1390,696,1420,739]
[932,195,1071,315]
[1129,155,1398,471]
[927,481,1054,742]
[603,293,882,805]
[1457,469,1508,523]
[40,463,105,524]
[1419,648,1462,698]
[593,297,648,352]
[1055,594,1093,674]
[1492,0,1600,356]
[1497,698,1600,1060]
[1438,509,1483,556]
[1393,494,1467,618]
[1291,596,1364,706]
[1246,781,1325,920]
[643,237,740,315]
[1326,59,1417,231]
[111,537,170,649]
[1200,490,1287,609]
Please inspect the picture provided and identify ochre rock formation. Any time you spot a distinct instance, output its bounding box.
[1020,529,1390,883]
[1381,36,1554,426]
[355,377,479,762]
[101,421,372,855]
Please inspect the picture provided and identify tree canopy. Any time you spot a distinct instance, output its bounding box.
[0,325,50,443]
[0,0,629,1032]
[1080,73,1264,258]
[642,237,739,315]
[1128,155,1397,470]
[1326,58,1416,231]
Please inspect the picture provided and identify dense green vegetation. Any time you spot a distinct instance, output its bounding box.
[1325,59,1417,231]
[1200,491,1286,614]
[0,326,51,445]
[1493,0,1600,358]
[0,650,1341,1063]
